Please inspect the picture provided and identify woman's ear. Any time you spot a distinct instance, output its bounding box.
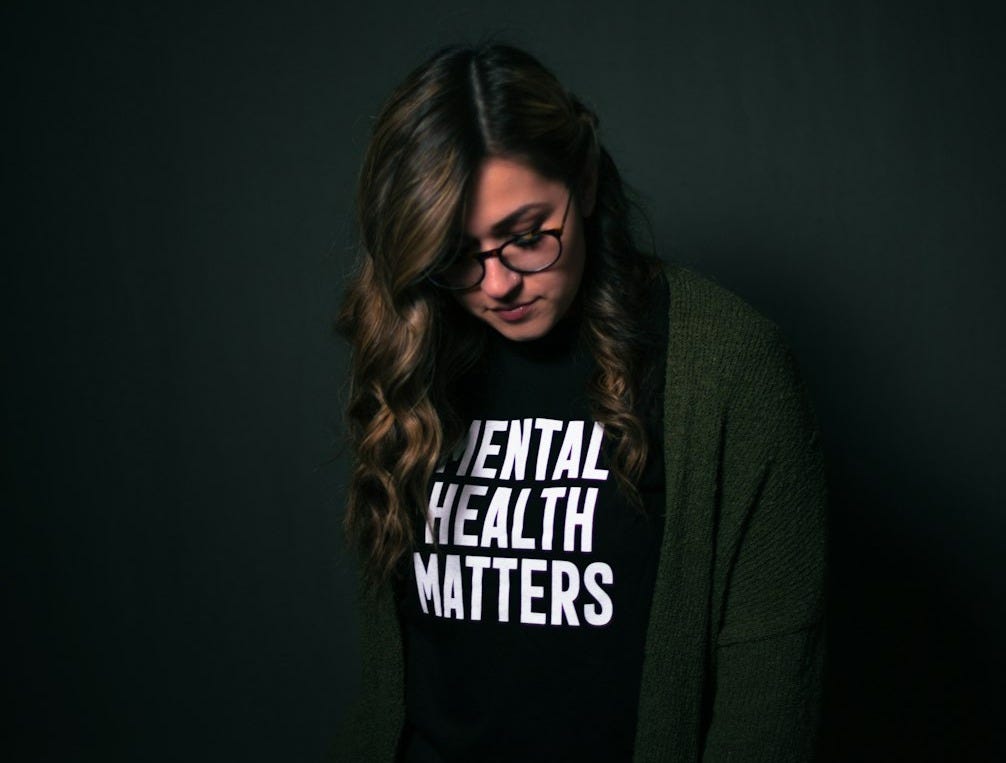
[579,160,598,218]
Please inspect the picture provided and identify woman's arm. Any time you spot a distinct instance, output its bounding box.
[704,322,828,761]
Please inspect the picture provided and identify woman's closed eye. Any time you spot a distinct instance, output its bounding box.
[511,230,547,249]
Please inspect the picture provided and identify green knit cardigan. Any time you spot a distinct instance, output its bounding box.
[335,264,828,762]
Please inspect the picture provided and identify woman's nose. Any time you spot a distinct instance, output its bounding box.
[480,256,522,300]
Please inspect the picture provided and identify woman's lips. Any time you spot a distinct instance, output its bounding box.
[492,299,537,323]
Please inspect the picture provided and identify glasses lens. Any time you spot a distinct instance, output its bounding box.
[500,232,561,274]
[431,232,562,289]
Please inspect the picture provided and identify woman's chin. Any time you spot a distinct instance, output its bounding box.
[484,313,555,341]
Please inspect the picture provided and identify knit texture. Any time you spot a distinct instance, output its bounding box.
[333,264,827,762]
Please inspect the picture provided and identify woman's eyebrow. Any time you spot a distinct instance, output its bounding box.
[485,202,552,237]
[460,202,553,248]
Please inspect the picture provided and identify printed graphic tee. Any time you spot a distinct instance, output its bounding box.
[395,290,668,762]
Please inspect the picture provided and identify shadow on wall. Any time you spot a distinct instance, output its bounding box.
[820,471,1003,761]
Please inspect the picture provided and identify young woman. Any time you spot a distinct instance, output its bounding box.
[336,43,826,762]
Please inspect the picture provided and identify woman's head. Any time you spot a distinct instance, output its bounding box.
[355,44,601,337]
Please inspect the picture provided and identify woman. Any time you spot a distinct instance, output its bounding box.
[336,43,826,762]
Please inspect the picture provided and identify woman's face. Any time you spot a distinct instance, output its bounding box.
[451,157,589,342]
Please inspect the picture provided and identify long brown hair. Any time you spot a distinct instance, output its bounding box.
[338,43,662,586]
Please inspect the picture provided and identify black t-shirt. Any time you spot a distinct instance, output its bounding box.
[395,282,668,762]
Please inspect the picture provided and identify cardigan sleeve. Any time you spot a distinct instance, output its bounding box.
[330,572,405,762]
[702,319,828,762]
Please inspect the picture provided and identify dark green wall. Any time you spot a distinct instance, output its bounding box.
[6,1,1004,759]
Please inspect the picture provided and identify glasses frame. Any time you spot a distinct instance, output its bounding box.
[429,190,573,290]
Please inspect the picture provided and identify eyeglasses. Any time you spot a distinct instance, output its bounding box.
[428,190,572,290]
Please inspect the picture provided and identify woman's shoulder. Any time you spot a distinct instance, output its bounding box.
[658,261,798,389]
[660,263,775,333]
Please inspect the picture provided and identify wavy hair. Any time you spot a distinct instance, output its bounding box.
[338,43,662,586]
